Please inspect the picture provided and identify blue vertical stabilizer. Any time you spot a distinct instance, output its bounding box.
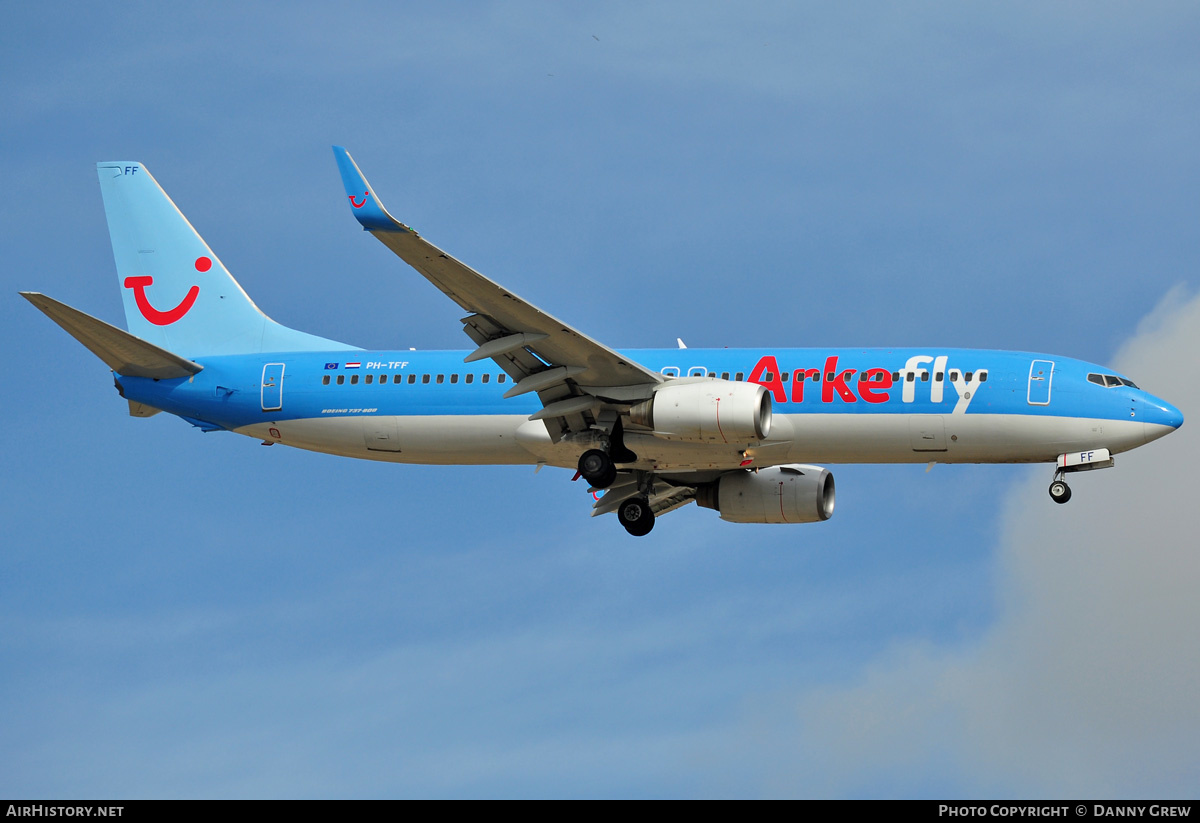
[96,162,358,356]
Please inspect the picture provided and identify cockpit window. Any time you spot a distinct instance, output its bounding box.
[1088,372,1139,389]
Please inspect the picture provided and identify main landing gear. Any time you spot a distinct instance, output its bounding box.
[578,449,617,489]
[579,450,655,535]
[618,495,655,537]
[577,419,649,535]
[1048,472,1072,504]
[576,417,636,490]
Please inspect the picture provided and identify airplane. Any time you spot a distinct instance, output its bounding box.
[21,148,1185,537]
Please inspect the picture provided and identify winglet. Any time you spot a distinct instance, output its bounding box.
[332,146,412,233]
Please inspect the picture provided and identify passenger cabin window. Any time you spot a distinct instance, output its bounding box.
[482,374,490,384]
[336,375,345,385]
[422,375,430,384]
[498,374,507,384]
[322,375,330,385]
[365,374,373,384]
[949,370,959,381]
[465,374,473,384]
[891,372,900,382]
[979,372,988,382]
[906,372,915,383]
[920,371,929,382]
[408,374,416,384]
[721,372,730,380]
[393,374,402,384]
[965,372,973,381]
[350,375,359,385]
[781,372,789,382]
[935,372,943,382]
[735,372,744,381]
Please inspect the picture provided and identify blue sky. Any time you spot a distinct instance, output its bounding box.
[2,2,1198,798]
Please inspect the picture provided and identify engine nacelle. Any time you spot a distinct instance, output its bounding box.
[629,380,772,444]
[695,464,835,524]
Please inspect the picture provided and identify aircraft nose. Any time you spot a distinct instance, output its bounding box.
[1141,396,1184,443]
[1153,398,1184,429]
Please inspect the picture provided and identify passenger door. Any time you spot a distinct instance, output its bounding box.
[1028,360,1053,406]
[261,363,284,412]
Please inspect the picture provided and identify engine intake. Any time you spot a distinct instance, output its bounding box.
[696,464,835,524]
[630,380,772,444]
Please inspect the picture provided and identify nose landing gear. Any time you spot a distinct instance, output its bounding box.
[1048,474,1072,504]
[1047,450,1114,504]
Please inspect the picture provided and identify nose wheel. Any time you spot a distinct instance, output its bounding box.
[1048,474,1072,504]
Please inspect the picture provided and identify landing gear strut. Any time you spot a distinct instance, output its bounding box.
[618,496,655,537]
[1048,473,1072,504]
[578,449,617,489]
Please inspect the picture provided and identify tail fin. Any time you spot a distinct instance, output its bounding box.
[97,162,357,356]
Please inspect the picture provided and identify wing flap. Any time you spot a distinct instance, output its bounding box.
[590,477,696,518]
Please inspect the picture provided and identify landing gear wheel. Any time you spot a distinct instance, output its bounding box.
[579,449,617,489]
[618,496,655,537]
[1049,479,1072,504]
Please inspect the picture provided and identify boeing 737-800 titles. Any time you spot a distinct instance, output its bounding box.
[21,148,1184,536]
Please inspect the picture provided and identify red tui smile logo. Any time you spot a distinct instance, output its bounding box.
[123,256,208,325]
[349,191,369,208]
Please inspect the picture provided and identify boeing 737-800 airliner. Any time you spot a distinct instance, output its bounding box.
[21,148,1184,536]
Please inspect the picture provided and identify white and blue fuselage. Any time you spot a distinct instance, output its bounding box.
[23,150,1184,534]
[118,346,1181,471]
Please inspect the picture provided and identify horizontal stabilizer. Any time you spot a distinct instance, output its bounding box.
[128,400,162,418]
[21,292,202,379]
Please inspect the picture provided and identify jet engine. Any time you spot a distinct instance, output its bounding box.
[629,381,772,444]
[695,464,835,524]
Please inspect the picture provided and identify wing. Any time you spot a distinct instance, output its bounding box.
[332,146,662,441]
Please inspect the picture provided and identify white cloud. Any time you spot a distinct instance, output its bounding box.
[755,286,1200,797]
